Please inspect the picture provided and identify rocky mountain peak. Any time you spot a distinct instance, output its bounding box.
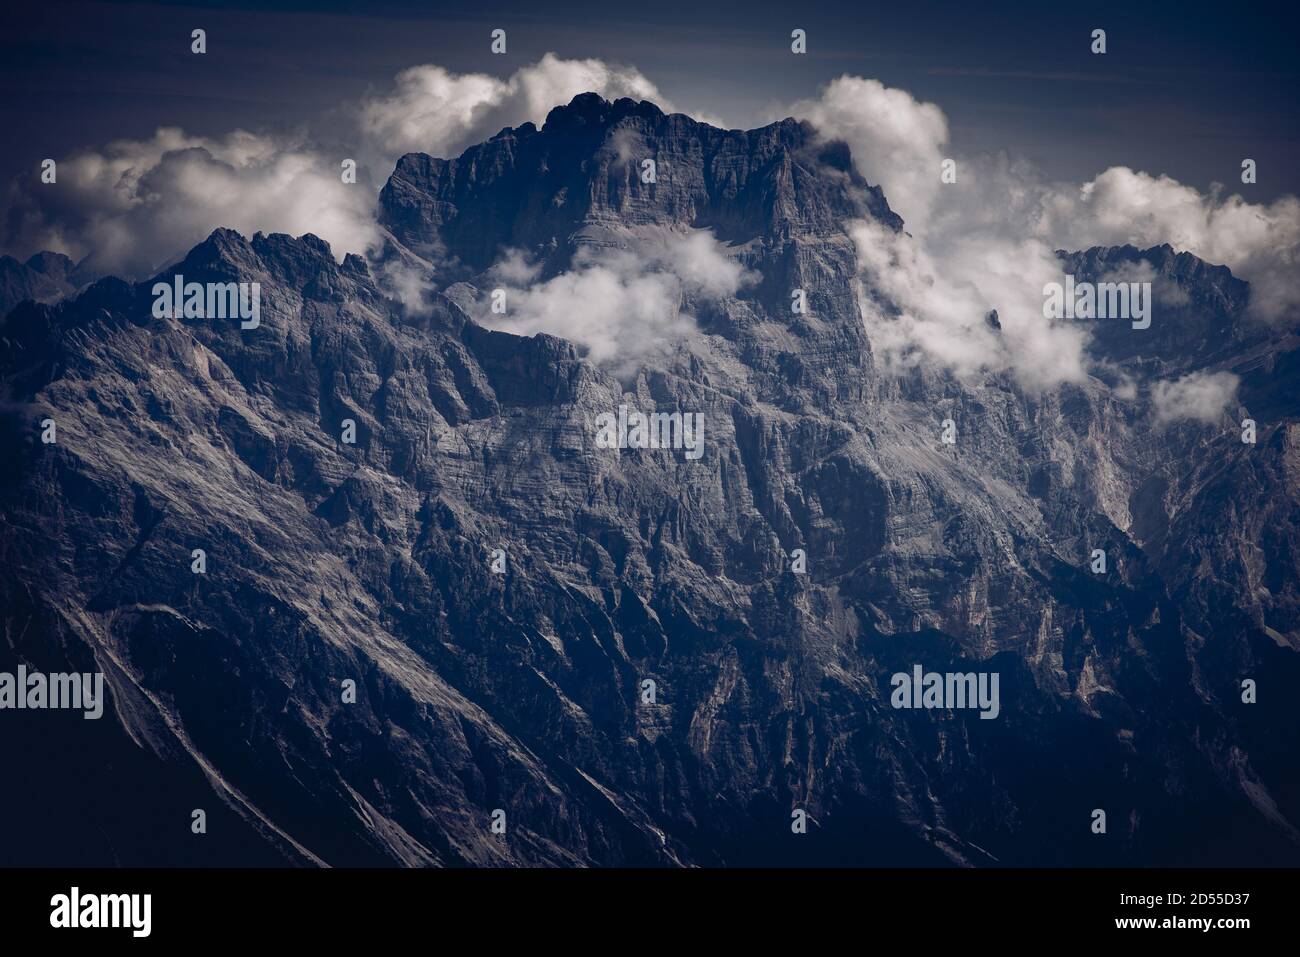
[1059,243,1256,369]
[22,250,75,278]
[378,92,900,279]
[540,92,666,133]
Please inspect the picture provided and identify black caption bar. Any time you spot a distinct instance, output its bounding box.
[0,867,1287,944]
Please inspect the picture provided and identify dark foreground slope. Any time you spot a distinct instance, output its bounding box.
[1,95,1297,866]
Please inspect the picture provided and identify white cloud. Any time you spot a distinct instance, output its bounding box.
[645,227,756,300]
[787,77,1300,389]
[4,127,381,277]
[785,79,1086,388]
[1040,167,1300,322]
[474,228,754,377]
[375,255,439,317]
[787,76,949,232]
[1,54,686,281]
[489,248,543,287]
[849,217,1087,389]
[1151,370,1240,424]
[357,53,673,164]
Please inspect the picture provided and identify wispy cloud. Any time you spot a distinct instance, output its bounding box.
[472,228,756,377]
[1152,370,1241,425]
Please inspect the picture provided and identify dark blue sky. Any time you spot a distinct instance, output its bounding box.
[4,0,1299,199]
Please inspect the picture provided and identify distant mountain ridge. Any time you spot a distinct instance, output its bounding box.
[0,250,97,317]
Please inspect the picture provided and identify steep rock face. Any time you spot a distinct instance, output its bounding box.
[1,95,1298,866]
[379,93,895,406]
[380,93,900,272]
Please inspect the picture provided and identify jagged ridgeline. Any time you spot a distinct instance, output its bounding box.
[1,94,1297,866]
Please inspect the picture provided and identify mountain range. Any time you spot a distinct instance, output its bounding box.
[1,93,1297,866]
